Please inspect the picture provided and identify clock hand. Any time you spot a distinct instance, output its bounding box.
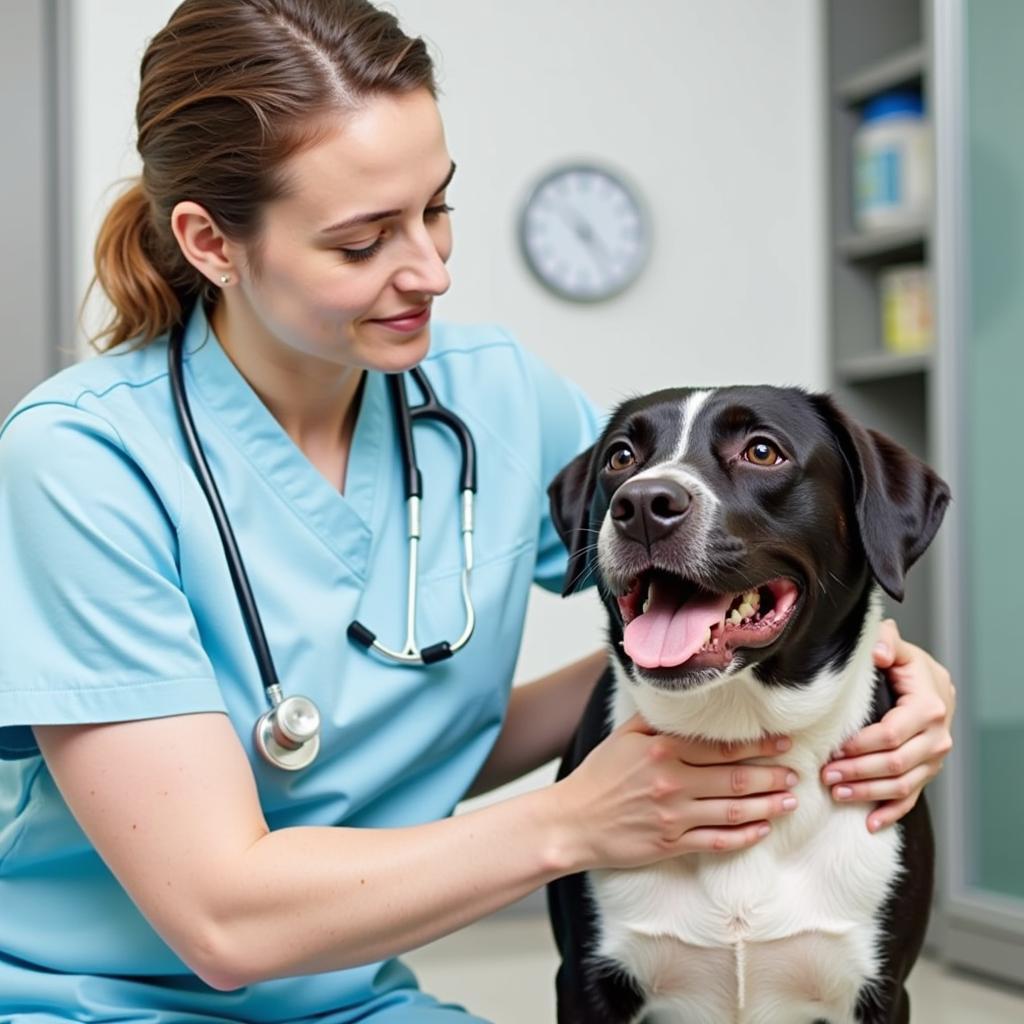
[557,206,612,274]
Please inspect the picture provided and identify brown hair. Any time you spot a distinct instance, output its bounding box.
[89,0,436,351]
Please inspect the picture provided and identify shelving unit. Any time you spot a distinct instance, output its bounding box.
[837,348,932,384]
[835,43,926,103]
[836,224,926,264]
[825,0,936,651]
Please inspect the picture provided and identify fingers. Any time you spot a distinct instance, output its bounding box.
[690,763,799,799]
[824,731,935,787]
[835,705,929,758]
[676,821,773,854]
[671,733,793,766]
[828,763,932,808]
[872,618,902,666]
[867,795,919,833]
[614,716,793,765]
[694,792,798,828]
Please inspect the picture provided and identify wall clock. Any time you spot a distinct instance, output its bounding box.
[518,162,650,302]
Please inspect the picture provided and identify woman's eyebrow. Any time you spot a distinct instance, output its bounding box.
[318,161,457,235]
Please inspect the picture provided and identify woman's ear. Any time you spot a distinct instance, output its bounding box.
[170,200,236,286]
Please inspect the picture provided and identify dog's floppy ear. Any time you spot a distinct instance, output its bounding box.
[547,443,600,597]
[813,394,951,602]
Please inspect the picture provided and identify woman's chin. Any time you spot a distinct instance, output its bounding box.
[360,327,432,374]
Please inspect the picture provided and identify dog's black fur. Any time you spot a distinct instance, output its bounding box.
[545,386,950,1024]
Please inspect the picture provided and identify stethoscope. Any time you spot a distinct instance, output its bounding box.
[168,321,478,771]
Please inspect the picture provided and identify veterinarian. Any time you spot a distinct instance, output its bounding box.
[0,2,955,1020]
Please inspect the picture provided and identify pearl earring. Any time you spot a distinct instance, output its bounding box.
[219,273,231,285]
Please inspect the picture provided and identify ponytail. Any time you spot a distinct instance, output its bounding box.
[88,179,207,352]
[88,0,436,352]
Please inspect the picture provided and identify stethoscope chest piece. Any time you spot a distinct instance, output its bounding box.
[253,691,321,771]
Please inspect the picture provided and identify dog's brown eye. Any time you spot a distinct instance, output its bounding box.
[745,440,784,466]
[607,446,636,472]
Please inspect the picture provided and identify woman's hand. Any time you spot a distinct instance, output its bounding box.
[552,714,798,872]
[821,618,955,833]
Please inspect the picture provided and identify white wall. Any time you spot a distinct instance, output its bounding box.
[71,0,826,790]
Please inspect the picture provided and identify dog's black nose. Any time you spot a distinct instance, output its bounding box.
[610,478,693,546]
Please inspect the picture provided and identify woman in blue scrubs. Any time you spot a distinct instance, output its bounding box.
[0,1,955,1021]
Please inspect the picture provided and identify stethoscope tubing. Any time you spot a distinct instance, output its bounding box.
[168,323,283,697]
[346,370,478,665]
[168,319,480,768]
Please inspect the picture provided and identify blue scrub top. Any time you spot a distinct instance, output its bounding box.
[0,302,603,1022]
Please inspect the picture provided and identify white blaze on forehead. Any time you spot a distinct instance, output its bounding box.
[596,389,722,582]
[672,388,715,463]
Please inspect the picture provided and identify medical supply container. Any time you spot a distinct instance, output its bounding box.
[880,263,933,354]
[854,89,931,232]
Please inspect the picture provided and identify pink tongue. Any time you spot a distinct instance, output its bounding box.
[623,587,733,669]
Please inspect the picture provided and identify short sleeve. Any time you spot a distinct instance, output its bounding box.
[0,404,225,759]
[521,350,606,593]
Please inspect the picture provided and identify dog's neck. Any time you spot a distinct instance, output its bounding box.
[609,591,884,759]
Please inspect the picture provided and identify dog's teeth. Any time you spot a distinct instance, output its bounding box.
[703,627,712,646]
[743,589,761,609]
[737,602,755,620]
[641,577,656,615]
[729,609,742,625]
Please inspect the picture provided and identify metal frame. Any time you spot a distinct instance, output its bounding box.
[0,0,71,416]
[50,0,77,369]
[932,0,1024,985]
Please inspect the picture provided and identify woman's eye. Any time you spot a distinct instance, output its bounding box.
[424,203,454,220]
[607,446,636,471]
[338,238,384,263]
[744,440,785,466]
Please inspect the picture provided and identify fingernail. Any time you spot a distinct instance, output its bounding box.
[775,738,791,752]
[868,817,882,833]
[786,772,799,787]
[835,786,853,800]
[824,770,842,784]
[757,824,771,837]
[874,642,891,659]
[782,797,798,811]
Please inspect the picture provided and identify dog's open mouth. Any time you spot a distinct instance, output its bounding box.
[616,570,801,671]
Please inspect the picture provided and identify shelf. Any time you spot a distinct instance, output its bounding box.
[837,226,927,265]
[836,44,926,104]
[837,349,932,383]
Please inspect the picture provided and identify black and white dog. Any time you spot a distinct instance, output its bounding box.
[546,386,950,1024]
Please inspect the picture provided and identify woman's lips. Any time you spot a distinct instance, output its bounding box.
[367,305,431,333]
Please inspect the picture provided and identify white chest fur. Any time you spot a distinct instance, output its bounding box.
[593,600,903,1023]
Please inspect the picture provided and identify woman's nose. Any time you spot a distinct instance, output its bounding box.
[394,233,451,297]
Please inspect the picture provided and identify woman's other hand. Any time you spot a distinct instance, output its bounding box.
[821,618,955,832]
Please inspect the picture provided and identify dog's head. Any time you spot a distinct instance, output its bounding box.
[549,386,950,692]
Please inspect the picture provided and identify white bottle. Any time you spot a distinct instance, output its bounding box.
[854,89,931,232]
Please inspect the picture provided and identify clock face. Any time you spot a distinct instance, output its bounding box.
[519,163,650,302]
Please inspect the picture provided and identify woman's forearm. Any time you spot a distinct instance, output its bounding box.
[216,651,607,987]
[215,785,572,989]
[466,649,607,797]
[34,714,581,996]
